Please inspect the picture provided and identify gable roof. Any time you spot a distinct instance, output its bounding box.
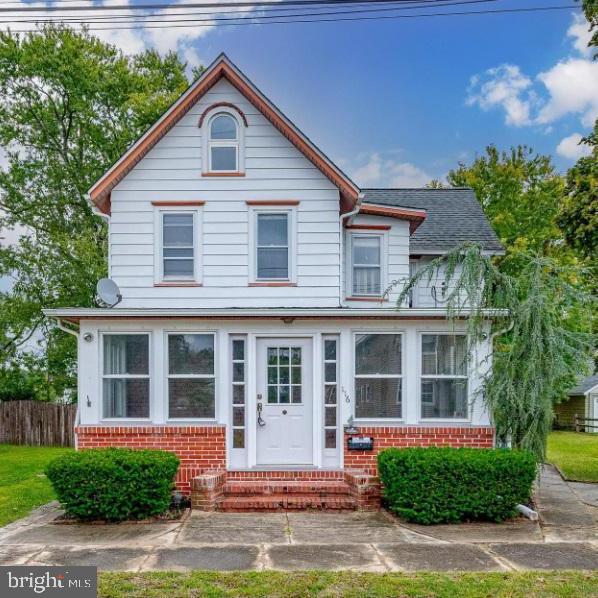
[88,53,360,215]
[567,375,598,396]
[360,188,504,254]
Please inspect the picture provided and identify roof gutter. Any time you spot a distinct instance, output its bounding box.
[339,192,364,307]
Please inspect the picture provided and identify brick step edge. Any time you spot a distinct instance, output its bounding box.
[216,494,358,511]
[222,481,352,495]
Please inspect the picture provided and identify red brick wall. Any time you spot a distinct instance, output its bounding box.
[344,426,495,474]
[75,425,226,494]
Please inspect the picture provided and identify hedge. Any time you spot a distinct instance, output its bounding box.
[377,447,537,525]
[46,448,179,522]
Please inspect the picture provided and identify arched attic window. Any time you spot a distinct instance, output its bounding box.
[208,113,239,172]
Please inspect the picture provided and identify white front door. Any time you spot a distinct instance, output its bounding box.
[256,338,313,465]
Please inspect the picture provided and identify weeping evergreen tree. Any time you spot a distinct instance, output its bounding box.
[392,244,595,460]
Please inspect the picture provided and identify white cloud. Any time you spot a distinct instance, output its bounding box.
[556,132,592,160]
[351,153,434,188]
[536,58,598,127]
[466,14,598,160]
[3,0,231,65]
[567,13,593,57]
[466,65,535,127]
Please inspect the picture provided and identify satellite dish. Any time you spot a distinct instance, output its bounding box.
[96,278,122,308]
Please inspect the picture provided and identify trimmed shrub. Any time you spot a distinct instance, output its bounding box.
[46,448,179,522]
[378,447,536,525]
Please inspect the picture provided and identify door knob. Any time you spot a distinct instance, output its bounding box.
[282,409,287,415]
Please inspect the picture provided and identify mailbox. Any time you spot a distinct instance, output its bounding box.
[347,436,374,451]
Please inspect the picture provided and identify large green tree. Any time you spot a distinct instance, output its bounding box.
[0,26,194,400]
[582,0,598,57]
[447,146,566,257]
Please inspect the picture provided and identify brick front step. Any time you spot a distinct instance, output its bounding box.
[217,494,358,512]
[222,480,351,496]
[226,469,345,481]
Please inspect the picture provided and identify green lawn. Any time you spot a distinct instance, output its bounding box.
[546,431,598,482]
[0,444,72,527]
[99,571,597,598]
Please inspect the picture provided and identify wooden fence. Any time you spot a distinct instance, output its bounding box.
[0,400,77,447]
[575,414,598,433]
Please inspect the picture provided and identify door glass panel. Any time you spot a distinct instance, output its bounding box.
[266,346,302,404]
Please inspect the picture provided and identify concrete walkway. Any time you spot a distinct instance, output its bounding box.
[0,467,596,572]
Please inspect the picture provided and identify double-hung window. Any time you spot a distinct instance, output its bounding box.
[162,212,195,280]
[352,235,382,296]
[354,334,402,419]
[256,212,290,280]
[102,334,150,419]
[421,334,468,419]
[167,334,215,419]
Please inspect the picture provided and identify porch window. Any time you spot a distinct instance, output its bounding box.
[323,337,339,449]
[354,334,402,419]
[162,212,195,279]
[351,235,382,296]
[421,334,468,419]
[167,334,215,419]
[102,334,150,419]
[256,213,289,280]
[231,337,246,448]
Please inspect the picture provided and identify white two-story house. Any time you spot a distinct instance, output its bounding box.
[46,54,503,510]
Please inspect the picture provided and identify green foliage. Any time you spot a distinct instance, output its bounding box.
[0,26,193,395]
[394,244,595,460]
[558,122,598,261]
[378,447,537,525]
[45,448,179,522]
[582,0,598,58]
[448,146,565,257]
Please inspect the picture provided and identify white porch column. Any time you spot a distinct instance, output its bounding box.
[403,326,419,424]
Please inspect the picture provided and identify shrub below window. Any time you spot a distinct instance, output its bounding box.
[46,448,179,522]
[378,447,536,525]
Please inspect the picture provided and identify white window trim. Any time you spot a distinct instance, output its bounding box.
[346,231,388,298]
[248,206,297,284]
[230,335,247,452]
[164,331,218,422]
[201,107,245,175]
[100,331,152,422]
[352,331,404,422]
[153,205,203,285]
[418,331,470,423]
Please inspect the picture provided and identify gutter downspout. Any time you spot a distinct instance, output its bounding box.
[54,318,80,449]
[339,193,364,307]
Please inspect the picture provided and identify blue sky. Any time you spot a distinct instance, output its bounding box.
[6,1,598,190]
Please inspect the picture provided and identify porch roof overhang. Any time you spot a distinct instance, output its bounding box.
[44,307,509,324]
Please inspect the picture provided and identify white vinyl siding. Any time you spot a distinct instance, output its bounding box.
[110,78,340,308]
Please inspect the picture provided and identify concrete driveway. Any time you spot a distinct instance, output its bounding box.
[0,466,596,572]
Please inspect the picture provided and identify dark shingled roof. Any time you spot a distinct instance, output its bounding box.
[360,188,504,254]
[567,375,598,396]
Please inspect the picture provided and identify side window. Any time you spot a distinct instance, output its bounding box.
[256,212,290,281]
[102,334,150,419]
[351,234,382,296]
[209,113,239,172]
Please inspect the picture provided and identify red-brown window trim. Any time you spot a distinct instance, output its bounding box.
[154,282,203,287]
[198,102,249,128]
[246,200,300,206]
[151,201,205,207]
[248,282,297,287]
[345,224,391,231]
[201,172,245,177]
[345,296,388,302]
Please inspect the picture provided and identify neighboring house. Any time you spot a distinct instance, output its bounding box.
[45,54,503,510]
[555,375,598,433]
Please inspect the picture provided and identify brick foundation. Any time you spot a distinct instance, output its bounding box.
[343,426,495,475]
[75,425,226,494]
